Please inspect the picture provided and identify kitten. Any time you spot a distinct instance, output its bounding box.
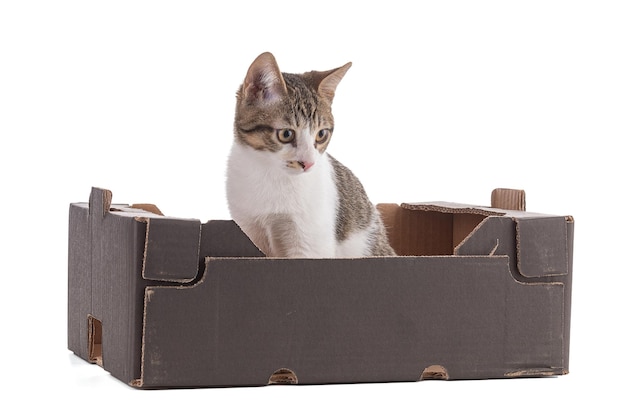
[226,52,395,258]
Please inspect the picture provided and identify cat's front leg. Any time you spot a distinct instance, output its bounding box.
[264,213,305,258]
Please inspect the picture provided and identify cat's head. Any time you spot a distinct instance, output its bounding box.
[234,52,351,174]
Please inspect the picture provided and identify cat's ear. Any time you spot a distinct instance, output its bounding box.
[311,62,352,102]
[242,52,288,106]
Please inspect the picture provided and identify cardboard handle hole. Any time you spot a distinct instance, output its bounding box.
[420,365,449,381]
[88,315,103,367]
[268,368,298,385]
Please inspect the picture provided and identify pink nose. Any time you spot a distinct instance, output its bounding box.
[299,161,315,171]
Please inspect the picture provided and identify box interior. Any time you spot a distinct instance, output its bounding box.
[377,203,494,256]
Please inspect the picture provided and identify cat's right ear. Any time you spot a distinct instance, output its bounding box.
[241,52,287,106]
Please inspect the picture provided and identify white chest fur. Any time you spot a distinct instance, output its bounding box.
[226,142,339,257]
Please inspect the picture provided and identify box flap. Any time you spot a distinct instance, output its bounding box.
[491,188,526,211]
[89,186,114,217]
[455,216,516,257]
[515,216,570,278]
[141,216,202,283]
[401,201,505,217]
[389,202,503,256]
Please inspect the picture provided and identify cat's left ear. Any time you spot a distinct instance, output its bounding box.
[311,62,352,102]
[242,52,288,106]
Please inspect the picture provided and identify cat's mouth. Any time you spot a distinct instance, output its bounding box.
[286,160,315,172]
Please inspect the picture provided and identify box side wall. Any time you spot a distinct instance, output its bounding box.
[68,203,91,360]
[515,217,573,373]
[563,219,574,372]
[140,256,566,387]
[504,280,565,375]
[90,214,146,384]
[68,190,147,385]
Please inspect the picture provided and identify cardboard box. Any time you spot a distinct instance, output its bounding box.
[68,187,573,388]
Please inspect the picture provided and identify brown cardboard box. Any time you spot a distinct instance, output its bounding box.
[67,187,573,388]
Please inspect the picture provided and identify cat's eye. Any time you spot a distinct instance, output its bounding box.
[316,129,331,144]
[277,129,295,143]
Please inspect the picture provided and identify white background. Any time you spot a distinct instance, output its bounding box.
[1,0,624,401]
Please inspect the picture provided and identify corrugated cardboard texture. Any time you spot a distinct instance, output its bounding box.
[68,187,573,388]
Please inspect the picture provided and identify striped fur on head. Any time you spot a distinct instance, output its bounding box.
[234,52,351,162]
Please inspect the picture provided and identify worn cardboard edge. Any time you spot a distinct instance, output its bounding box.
[402,201,562,220]
[504,368,566,378]
[401,202,506,217]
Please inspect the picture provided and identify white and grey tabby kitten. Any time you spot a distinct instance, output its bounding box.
[226,52,395,258]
